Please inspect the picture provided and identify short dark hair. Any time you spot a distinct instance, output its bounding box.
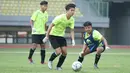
[40,1,48,5]
[65,3,76,11]
[83,21,92,27]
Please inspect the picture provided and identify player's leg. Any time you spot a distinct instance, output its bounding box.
[39,35,46,64]
[48,47,61,69]
[40,44,46,64]
[56,46,67,70]
[55,37,67,70]
[48,35,62,69]
[94,46,105,69]
[28,35,38,63]
[78,44,90,63]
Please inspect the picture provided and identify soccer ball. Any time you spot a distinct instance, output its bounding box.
[72,61,82,72]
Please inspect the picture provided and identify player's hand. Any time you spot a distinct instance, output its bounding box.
[43,36,48,43]
[72,40,75,46]
[105,46,111,50]
[32,27,36,32]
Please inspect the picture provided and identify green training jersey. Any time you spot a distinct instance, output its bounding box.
[50,14,75,37]
[84,30,103,44]
[31,10,48,34]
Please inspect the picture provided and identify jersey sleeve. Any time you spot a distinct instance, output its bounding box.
[52,16,61,25]
[69,18,75,29]
[93,30,103,41]
[83,32,87,44]
[31,11,38,21]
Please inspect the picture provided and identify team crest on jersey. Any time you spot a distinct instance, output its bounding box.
[87,39,91,44]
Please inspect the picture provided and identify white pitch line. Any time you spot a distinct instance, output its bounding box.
[0,51,130,55]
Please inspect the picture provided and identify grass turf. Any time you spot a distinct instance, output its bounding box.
[0,48,129,73]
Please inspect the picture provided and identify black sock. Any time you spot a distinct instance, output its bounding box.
[78,56,84,63]
[41,49,45,63]
[49,52,58,61]
[57,55,66,67]
[94,54,101,65]
[28,48,36,59]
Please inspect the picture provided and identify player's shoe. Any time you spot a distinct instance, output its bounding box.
[94,64,99,69]
[28,58,34,64]
[48,61,53,69]
[41,62,47,64]
[56,67,62,70]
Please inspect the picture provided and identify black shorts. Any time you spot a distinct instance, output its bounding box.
[49,35,67,49]
[91,41,106,53]
[32,34,45,44]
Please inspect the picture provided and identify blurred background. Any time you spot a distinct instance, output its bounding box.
[0,0,130,45]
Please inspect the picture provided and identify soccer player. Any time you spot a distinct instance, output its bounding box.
[43,3,76,70]
[77,21,110,69]
[28,1,48,64]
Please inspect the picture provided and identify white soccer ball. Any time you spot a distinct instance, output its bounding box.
[72,61,82,72]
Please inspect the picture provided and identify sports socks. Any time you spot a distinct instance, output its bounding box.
[41,49,45,63]
[78,56,84,63]
[94,54,101,65]
[28,48,36,59]
[57,55,66,67]
[49,52,58,61]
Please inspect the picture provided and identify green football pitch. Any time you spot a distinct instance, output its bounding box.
[0,48,130,73]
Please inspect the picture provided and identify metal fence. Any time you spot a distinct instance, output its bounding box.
[0,31,84,44]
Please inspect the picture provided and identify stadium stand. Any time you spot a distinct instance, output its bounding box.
[0,0,109,44]
[0,0,83,17]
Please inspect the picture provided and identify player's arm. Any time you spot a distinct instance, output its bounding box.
[101,37,110,50]
[79,33,90,57]
[30,20,36,32]
[46,23,54,37]
[43,16,59,43]
[69,19,75,46]
[30,20,34,27]
[46,15,59,37]
[82,44,87,53]
[93,30,110,49]
[80,44,89,57]
[43,23,54,43]
[30,12,37,32]
[30,11,37,28]
[45,13,49,31]
[82,37,88,54]
[101,37,108,47]
[70,29,75,45]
